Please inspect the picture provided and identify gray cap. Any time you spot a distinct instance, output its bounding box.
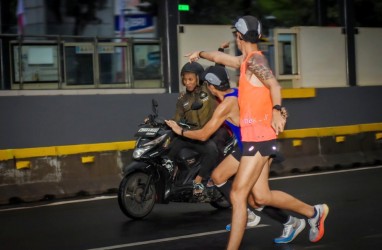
[234,15,262,37]
[202,65,230,90]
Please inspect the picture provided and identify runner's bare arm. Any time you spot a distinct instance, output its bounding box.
[185,51,242,69]
[247,53,285,134]
[165,101,230,141]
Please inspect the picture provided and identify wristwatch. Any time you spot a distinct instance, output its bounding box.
[273,105,282,111]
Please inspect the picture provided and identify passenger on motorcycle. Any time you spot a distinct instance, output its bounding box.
[169,62,230,196]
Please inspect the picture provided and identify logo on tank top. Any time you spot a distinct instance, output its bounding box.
[242,114,269,124]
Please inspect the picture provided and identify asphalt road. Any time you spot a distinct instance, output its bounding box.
[1,166,382,250]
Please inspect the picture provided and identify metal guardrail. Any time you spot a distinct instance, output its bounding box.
[0,34,164,90]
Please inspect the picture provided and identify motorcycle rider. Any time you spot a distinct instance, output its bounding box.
[169,62,230,196]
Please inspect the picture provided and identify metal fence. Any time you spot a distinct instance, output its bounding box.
[0,34,163,90]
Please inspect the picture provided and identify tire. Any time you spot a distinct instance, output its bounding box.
[118,172,156,219]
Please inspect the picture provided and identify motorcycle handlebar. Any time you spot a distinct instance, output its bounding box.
[178,121,197,129]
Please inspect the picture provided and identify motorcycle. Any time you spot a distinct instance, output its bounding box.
[118,99,235,219]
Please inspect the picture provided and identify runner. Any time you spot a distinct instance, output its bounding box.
[185,15,329,249]
[166,65,307,243]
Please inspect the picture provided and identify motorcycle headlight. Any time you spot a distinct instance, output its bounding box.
[133,134,167,159]
[133,146,151,159]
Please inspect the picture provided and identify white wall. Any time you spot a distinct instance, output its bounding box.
[293,27,347,88]
[356,28,382,86]
[293,26,382,88]
[177,25,238,91]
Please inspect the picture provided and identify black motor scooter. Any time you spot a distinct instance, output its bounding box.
[118,99,234,219]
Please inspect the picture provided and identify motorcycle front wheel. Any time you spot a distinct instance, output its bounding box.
[118,172,156,219]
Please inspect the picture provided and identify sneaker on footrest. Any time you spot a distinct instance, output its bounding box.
[192,181,205,196]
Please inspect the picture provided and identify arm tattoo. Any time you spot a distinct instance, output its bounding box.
[247,53,275,81]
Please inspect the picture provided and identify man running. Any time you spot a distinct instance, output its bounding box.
[185,15,329,249]
[166,65,327,244]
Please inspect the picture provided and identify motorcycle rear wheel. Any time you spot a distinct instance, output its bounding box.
[118,172,156,219]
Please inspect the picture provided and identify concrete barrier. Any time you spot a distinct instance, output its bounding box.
[271,132,382,176]
[271,137,326,176]
[360,132,382,165]
[1,130,381,205]
[0,151,126,205]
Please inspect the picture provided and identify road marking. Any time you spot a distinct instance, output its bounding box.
[269,165,382,181]
[1,165,381,212]
[86,225,269,250]
[0,196,116,212]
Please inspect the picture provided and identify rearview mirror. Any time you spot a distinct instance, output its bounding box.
[152,99,159,117]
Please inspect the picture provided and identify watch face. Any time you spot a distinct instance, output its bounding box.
[273,105,282,111]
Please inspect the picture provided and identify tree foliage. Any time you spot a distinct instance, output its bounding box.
[179,0,382,28]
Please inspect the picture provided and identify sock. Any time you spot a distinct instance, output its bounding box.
[216,180,232,204]
[261,206,289,224]
[311,207,318,218]
[285,215,294,225]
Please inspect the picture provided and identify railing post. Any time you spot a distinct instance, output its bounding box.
[57,35,63,89]
[17,35,24,90]
[93,36,100,88]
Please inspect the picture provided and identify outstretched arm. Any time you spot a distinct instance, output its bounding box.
[185,50,242,69]
[165,101,231,141]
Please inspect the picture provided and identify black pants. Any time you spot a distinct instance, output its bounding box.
[211,126,231,160]
[169,136,218,179]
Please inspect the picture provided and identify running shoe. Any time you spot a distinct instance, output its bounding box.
[274,217,306,244]
[308,204,329,242]
[226,208,261,231]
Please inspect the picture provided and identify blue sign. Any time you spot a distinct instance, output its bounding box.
[115,13,154,35]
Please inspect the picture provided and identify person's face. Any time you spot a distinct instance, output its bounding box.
[182,72,198,92]
[234,31,244,50]
[207,83,218,97]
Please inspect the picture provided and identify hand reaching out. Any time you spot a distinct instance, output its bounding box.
[220,41,230,49]
[165,120,182,135]
[185,51,201,63]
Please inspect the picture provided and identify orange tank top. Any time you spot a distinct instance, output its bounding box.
[238,51,276,142]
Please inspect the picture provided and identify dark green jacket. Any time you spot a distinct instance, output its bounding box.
[173,84,218,130]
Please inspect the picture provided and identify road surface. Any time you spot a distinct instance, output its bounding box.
[1,166,382,250]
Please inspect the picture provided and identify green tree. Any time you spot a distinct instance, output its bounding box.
[179,0,382,28]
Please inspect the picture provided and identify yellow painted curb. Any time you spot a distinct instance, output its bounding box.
[376,133,382,140]
[1,122,381,162]
[0,141,136,161]
[281,88,316,99]
[292,140,302,147]
[335,136,346,143]
[278,123,382,139]
[81,156,95,164]
[16,161,31,169]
